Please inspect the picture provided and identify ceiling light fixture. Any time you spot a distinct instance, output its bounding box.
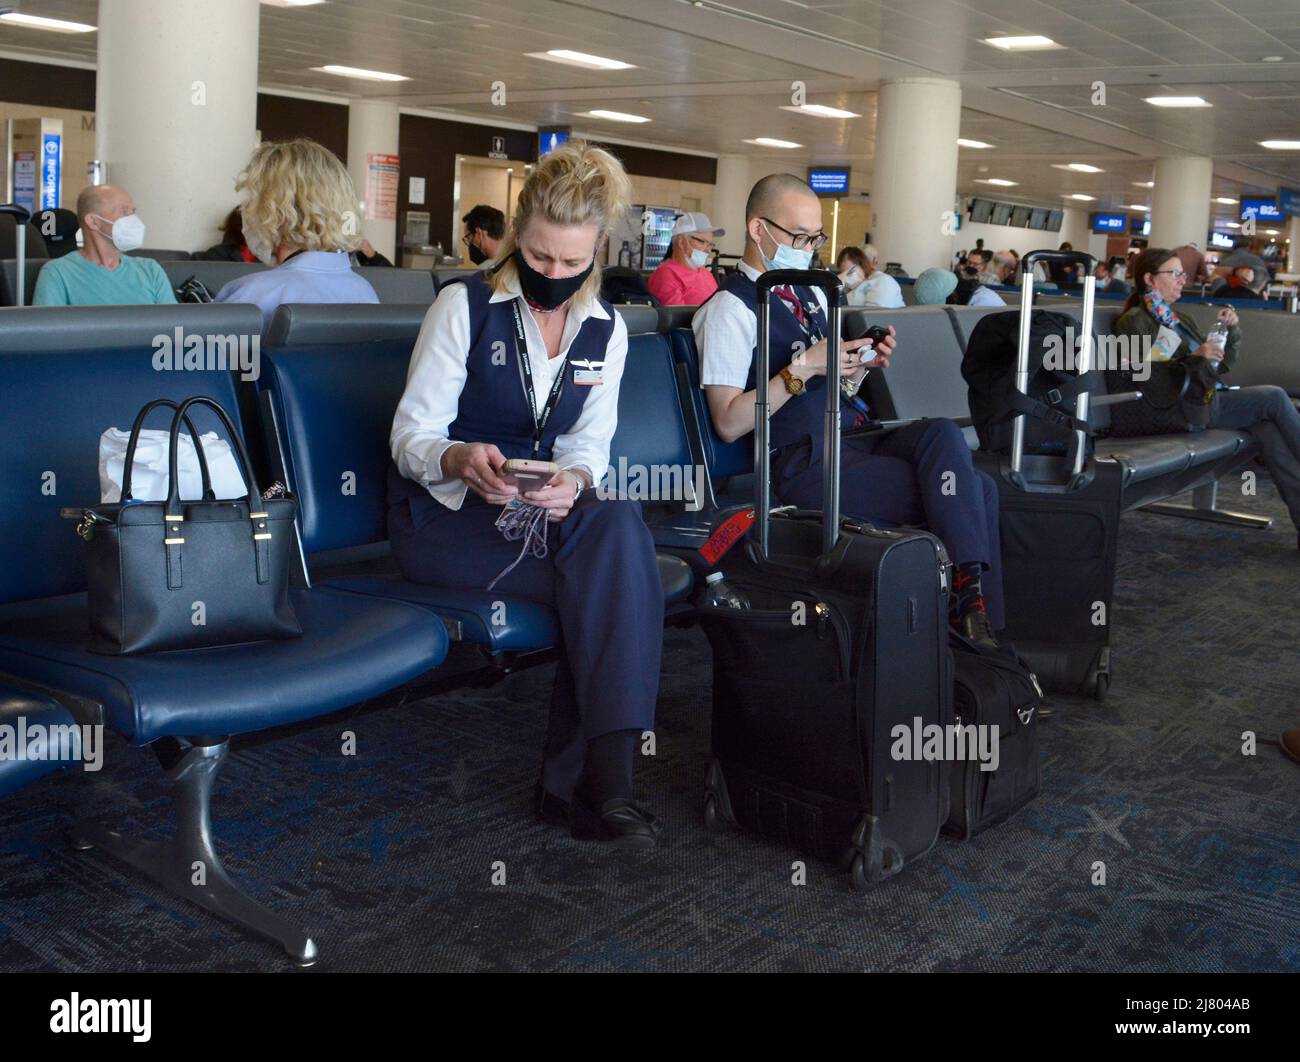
[744,137,802,149]
[583,109,652,123]
[1067,194,1096,201]
[1260,140,1300,150]
[316,65,409,81]
[1214,197,1238,205]
[1127,204,1149,211]
[781,103,861,119]
[982,35,1061,50]
[0,12,96,32]
[527,49,635,70]
[957,138,993,149]
[976,178,1018,186]
[1145,96,1212,107]
[1133,181,1154,188]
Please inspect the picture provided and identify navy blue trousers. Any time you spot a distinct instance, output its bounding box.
[389,490,663,800]
[774,419,1005,628]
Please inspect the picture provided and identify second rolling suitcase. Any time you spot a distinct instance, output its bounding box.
[965,250,1123,699]
[698,268,953,887]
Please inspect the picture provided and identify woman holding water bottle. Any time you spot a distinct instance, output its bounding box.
[1116,247,1300,546]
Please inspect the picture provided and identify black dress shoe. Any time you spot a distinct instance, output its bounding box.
[533,783,571,827]
[569,794,659,849]
[955,609,1000,652]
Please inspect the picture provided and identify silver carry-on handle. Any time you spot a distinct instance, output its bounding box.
[0,204,32,308]
[755,268,845,560]
[1013,250,1097,479]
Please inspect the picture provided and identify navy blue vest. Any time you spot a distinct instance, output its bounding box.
[390,273,615,507]
[719,271,855,452]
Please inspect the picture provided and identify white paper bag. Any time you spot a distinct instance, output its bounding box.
[98,428,248,503]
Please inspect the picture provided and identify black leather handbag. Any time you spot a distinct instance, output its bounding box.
[64,396,302,655]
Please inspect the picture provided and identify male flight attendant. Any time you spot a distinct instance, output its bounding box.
[692,173,1005,646]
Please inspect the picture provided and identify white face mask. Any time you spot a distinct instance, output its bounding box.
[94,213,145,253]
[688,248,709,269]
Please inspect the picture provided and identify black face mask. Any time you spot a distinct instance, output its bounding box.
[467,241,489,265]
[512,249,594,310]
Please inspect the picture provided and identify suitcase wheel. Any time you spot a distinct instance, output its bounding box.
[848,817,904,890]
[1092,672,1110,702]
[703,760,736,833]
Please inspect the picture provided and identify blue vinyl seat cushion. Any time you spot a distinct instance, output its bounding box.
[323,553,694,652]
[0,682,79,798]
[0,589,448,745]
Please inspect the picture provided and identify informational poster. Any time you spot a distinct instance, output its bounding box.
[408,176,425,205]
[538,128,570,157]
[40,131,61,209]
[365,152,400,221]
[12,151,37,214]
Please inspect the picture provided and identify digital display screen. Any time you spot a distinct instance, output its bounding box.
[1010,205,1031,227]
[1240,197,1282,221]
[1210,231,1235,249]
[807,168,850,196]
[1046,210,1063,232]
[1028,208,1048,230]
[991,202,1013,225]
[1091,213,1128,233]
[969,198,994,223]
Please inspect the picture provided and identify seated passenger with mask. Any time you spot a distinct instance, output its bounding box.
[33,184,175,306]
[647,211,723,305]
[462,204,506,267]
[693,173,1006,647]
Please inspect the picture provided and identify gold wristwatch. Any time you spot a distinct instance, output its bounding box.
[779,366,805,396]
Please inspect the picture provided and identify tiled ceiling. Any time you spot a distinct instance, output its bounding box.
[2,0,1298,223]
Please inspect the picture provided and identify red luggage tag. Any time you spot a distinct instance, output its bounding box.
[698,508,755,565]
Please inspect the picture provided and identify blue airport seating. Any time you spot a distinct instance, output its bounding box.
[0,679,82,799]
[257,303,694,659]
[0,303,449,962]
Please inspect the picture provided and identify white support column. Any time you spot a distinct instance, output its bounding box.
[347,99,401,262]
[96,0,259,252]
[870,78,961,275]
[1150,157,1213,252]
[1287,214,1299,274]
[1059,207,1090,249]
[712,154,752,258]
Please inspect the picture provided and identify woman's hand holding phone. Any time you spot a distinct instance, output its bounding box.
[442,442,517,505]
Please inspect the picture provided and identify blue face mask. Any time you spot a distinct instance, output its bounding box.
[758,221,813,271]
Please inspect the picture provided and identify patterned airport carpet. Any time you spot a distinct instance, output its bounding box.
[2,474,1298,973]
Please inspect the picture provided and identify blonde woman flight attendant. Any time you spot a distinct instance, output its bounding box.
[389,142,663,848]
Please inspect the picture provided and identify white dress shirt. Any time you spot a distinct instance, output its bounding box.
[391,273,628,510]
[692,260,831,390]
[966,285,1006,307]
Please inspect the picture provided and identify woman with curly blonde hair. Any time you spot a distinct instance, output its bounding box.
[389,141,664,848]
[214,138,378,325]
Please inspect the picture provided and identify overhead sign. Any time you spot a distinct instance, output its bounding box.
[1240,197,1282,222]
[488,135,507,160]
[12,150,36,214]
[1278,186,1300,219]
[1091,213,1128,233]
[807,167,851,196]
[539,127,570,158]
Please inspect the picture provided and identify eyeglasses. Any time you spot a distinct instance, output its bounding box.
[761,217,828,252]
[461,231,474,247]
[1152,269,1187,280]
[688,234,716,251]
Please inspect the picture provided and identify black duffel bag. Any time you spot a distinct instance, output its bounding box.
[1102,358,1218,437]
[63,395,301,655]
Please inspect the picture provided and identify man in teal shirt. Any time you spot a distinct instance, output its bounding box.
[33,184,175,306]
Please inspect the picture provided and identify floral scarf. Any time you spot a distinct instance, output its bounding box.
[1143,287,1181,330]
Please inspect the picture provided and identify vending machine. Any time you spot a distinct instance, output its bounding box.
[606,205,679,270]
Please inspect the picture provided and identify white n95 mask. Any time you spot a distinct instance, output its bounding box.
[95,213,146,253]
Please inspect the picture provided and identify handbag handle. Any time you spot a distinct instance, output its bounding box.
[120,398,216,502]
[164,396,264,512]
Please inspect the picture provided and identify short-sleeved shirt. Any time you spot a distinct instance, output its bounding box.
[846,270,904,309]
[32,252,177,306]
[214,250,379,328]
[647,256,719,306]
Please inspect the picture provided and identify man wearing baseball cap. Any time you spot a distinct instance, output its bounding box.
[647,211,724,305]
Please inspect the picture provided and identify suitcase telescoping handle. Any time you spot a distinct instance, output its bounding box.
[0,204,31,308]
[1013,250,1098,479]
[754,268,844,560]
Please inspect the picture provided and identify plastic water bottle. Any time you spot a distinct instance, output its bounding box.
[705,571,748,609]
[1205,321,1229,371]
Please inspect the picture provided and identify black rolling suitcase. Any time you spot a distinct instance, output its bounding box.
[965,250,1123,700]
[698,268,953,888]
